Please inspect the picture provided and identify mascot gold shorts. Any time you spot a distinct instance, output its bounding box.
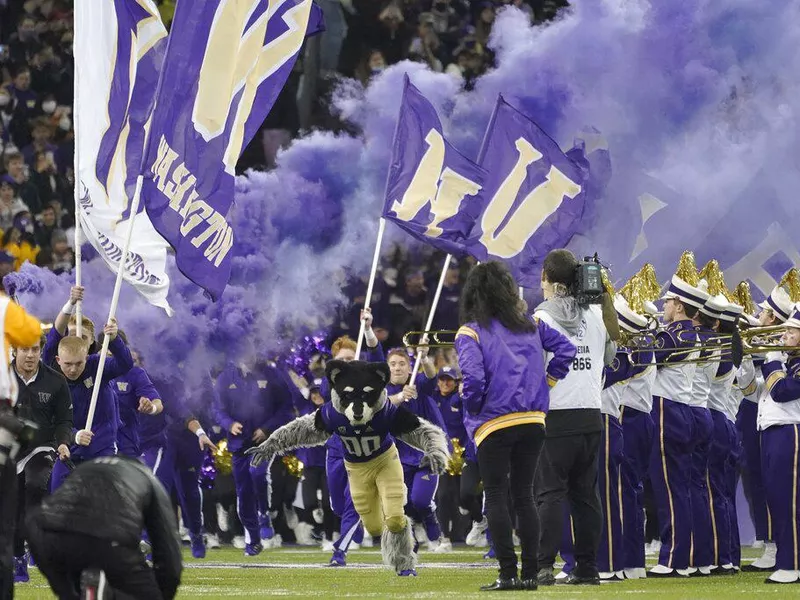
[344,443,407,536]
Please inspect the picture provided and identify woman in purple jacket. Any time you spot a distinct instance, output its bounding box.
[455,262,576,592]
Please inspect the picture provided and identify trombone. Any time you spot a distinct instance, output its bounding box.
[402,330,457,349]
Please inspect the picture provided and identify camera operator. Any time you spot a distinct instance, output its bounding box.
[0,295,44,600]
[533,250,619,586]
[12,335,73,583]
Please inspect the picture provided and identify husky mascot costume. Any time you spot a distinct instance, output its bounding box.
[247,360,450,576]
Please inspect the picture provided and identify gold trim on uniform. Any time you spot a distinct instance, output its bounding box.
[741,379,758,397]
[766,370,787,392]
[546,374,558,388]
[456,326,479,343]
[474,411,546,447]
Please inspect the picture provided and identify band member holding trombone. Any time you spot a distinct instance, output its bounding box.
[455,261,576,591]
[739,282,795,571]
[758,304,800,584]
[648,261,709,578]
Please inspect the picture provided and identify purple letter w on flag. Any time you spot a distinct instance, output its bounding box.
[465,96,588,288]
[382,75,487,257]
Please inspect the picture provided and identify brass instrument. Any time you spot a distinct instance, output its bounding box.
[402,330,458,348]
[675,324,786,347]
[618,330,658,349]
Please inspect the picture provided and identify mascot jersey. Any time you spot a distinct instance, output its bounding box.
[316,401,418,463]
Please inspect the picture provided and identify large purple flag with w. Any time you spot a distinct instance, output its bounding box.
[140,0,324,300]
[383,76,487,256]
[465,96,588,288]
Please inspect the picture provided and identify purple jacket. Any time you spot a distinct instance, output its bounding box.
[213,363,295,453]
[113,366,160,457]
[455,318,576,447]
[388,373,446,467]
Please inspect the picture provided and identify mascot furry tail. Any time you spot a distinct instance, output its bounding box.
[382,521,417,576]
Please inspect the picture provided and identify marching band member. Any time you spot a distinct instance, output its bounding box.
[686,286,724,576]
[615,293,656,580]
[648,255,708,577]
[758,304,800,584]
[739,282,794,571]
[703,296,740,575]
[432,365,463,553]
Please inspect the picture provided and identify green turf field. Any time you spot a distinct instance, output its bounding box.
[13,545,800,599]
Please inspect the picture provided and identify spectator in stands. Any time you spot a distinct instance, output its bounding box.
[45,228,73,274]
[356,49,387,85]
[0,250,14,284]
[376,2,412,65]
[408,13,444,72]
[34,202,57,249]
[30,148,65,208]
[1,216,39,270]
[22,118,57,165]
[7,14,41,67]
[0,175,28,231]
[4,151,41,214]
[475,2,495,51]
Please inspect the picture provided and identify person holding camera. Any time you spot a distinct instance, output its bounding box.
[533,249,619,586]
[0,294,44,600]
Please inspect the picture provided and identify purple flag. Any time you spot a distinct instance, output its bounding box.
[383,76,487,256]
[140,0,324,300]
[465,96,589,288]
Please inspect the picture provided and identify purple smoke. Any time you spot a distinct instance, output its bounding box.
[8,1,800,388]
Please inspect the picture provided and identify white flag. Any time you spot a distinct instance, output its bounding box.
[74,0,173,314]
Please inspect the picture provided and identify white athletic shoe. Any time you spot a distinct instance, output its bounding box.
[321,538,335,552]
[205,533,221,550]
[750,542,778,570]
[474,533,489,548]
[555,570,569,582]
[232,536,246,550]
[599,571,625,581]
[752,539,765,549]
[433,538,453,553]
[623,568,646,580]
[180,525,190,542]
[766,569,800,584]
[360,535,373,548]
[294,522,316,546]
[466,518,489,546]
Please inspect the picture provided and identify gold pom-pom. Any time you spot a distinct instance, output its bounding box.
[675,251,699,286]
[282,454,304,478]
[638,263,662,302]
[734,281,757,316]
[779,268,800,302]
[446,438,466,476]
[620,274,646,315]
[214,439,233,476]
[698,259,733,300]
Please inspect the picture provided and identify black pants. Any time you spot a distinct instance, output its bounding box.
[298,466,335,540]
[27,515,166,600]
[14,451,54,556]
[477,423,546,581]
[460,460,484,523]
[536,432,602,577]
[0,459,17,600]
[436,474,460,539]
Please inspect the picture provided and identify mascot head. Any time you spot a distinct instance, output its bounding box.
[325,360,390,426]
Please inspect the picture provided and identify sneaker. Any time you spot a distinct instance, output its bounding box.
[398,569,418,577]
[329,549,347,567]
[433,538,453,553]
[554,570,569,582]
[190,533,206,559]
[623,568,646,580]
[599,571,625,581]
[466,518,489,546]
[259,514,274,541]
[205,533,221,549]
[232,536,246,549]
[179,525,190,543]
[322,538,335,552]
[648,564,690,578]
[537,568,555,586]
[294,522,316,546]
[245,542,263,557]
[744,542,777,571]
[473,533,488,548]
[361,535,373,548]
[765,569,800,584]
[13,556,29,583]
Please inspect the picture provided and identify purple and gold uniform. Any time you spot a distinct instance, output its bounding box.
[49,335,133,491]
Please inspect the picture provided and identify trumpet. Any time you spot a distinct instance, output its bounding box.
[402,330,458,348]
[618,330,659,349]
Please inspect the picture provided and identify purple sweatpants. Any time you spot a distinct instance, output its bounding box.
[620,406,655,570]
[403,463,441,542]
[649,397,696,570]
[326,452,363,551]
[761,424,800,571]
[231,452,271,545]
[736,401,771,541]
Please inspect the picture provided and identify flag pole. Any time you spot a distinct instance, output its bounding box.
[73,28,82,338]
[85,176,144,431]
[354,217,386,358]
[410,253,452,381]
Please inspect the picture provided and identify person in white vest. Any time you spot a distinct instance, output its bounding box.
[648,261,707,578]
[757,304,800,584]
[534,249,617,587]
[739,282,794,572]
